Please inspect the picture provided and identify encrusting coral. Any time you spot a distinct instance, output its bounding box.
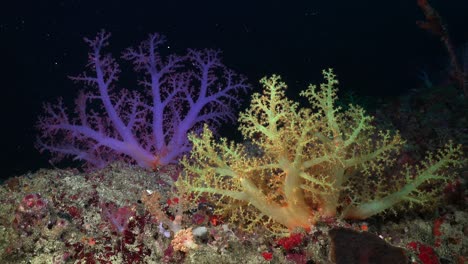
[177,69,464,233]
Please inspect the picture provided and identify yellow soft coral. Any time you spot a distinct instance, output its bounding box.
[177,69,464,233]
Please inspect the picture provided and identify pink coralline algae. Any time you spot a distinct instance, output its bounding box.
[407,241,440,264]
[13,193,50,234]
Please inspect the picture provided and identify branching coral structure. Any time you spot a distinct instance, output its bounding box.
[178,69,464,233]
[36,31,249,169]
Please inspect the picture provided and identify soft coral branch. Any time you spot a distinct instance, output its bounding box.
[416,0,467,98]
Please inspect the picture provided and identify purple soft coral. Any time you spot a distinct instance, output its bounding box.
[36,30,249,169]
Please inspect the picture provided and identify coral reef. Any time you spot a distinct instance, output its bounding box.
[0,161,466,263]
